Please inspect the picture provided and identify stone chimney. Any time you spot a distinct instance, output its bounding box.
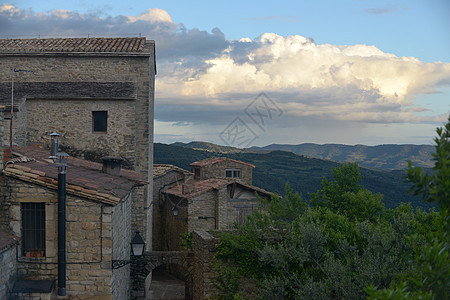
[101,156,123,176]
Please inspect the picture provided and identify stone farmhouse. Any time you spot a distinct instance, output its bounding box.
[0,37,155,299]
[152,157,272,252]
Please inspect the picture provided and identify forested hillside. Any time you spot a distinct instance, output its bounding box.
[154,143,434,210]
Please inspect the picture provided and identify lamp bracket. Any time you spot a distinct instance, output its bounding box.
[112,260,131,269]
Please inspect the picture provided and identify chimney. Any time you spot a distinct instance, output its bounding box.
[101,156,123,176]
[50,132,60,160]
[182,183,194,195]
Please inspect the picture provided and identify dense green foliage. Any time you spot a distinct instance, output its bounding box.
[367,117,450,300]
[154,143,434,210]
[211,118,449,299]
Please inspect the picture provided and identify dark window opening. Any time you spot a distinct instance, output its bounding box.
[194,168,201,179]
[92,111,107,132]
[22,203,45,257]
[225,169,241,178]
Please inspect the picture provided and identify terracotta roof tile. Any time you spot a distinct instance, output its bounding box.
[4,145,147,205]
[0,37,148,54]
[0,230,20,252]
[164,177,272,199]
[153,164,191,178]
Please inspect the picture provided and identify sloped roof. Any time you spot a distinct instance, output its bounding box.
[153,164,191,179]
[190,157,255,168]
[3,145,146,205]
[0,230,19,252]
[164,178,272,199]
[0,37,151,54]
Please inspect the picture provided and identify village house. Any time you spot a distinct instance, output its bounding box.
[0,37,155,299]
[153,157,272,252]
[0,143,147,299]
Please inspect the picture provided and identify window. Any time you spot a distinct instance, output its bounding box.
[22,203,45,257]
[225,169,241,178]
[194,167,201,179]
[92,111,107,132]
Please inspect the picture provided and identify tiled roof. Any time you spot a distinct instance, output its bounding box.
[164,178,272,199]
[0,230,19,253]
[190,157,256,168]
[3,145,147,205]
[0,37,148,54]
[153,164,191,178]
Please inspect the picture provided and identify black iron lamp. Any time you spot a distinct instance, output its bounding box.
[130,231,145,256]
[172,205,179,216]
[172,205,187,222]
[112,231,146,269]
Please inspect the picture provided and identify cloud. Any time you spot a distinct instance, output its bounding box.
[1,4,449,128]
[157,32,450,124]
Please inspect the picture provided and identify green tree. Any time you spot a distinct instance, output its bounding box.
[367,116,450,300]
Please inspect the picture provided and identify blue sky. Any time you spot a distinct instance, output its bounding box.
[1,0,449,146]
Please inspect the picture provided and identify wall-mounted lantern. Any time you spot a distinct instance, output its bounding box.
[172,205,187,222]
[112,231,146,269]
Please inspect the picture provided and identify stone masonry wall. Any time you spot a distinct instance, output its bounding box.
[111,191,132,300]
[152,171,186,251]
[199,161,253,184]
[25,99,136,168]
[0,243,18,298]
[162,194,189,251]
[0,51,154,178]
[1,176,115,297]
[188,190,217,232]
[192,230,220,299]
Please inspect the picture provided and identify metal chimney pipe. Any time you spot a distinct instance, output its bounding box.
[50,132,60,160]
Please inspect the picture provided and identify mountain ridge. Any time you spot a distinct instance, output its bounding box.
[157,142,435,210]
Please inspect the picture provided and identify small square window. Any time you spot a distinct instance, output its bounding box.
[225,170,233,177]
[92,111,107,132]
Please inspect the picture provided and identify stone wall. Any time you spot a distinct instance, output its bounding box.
[192,230,219,299]
[0,48,155,178]
[162,194,189,251]
[111,192,133,300]
[188,190,218,231]
[152,170,187,251]
[0,176,116,297]
[197,160,253,184]
[0,239,19,298]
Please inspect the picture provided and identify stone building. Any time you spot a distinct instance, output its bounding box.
[0,37,155,245]
[153,158,272,251]
[0,144,147,299]
[190,157,254,184]
[152,164,192,251]
[0,37,156,298]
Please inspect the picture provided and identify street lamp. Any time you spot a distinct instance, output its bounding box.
[112,231,146,269]
[172,205,187,222]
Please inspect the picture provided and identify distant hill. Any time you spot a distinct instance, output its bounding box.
[155,143,435,210]
[172,141,258,154]
[250,143,434,170]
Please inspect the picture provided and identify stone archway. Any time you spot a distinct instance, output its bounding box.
[130,251,194,299]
